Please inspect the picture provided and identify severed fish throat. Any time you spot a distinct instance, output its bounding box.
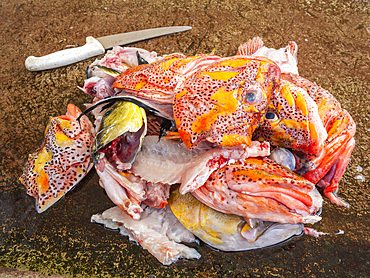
[92,101,147,166]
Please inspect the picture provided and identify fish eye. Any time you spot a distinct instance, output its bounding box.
[104,110,112,117]
[244,89,263,106]
[246,92,256,102]
[265,112,278,122]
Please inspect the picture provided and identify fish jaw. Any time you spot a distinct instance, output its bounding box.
[20,104,95,213]
[192,157,322,224]
[303,136,355,208]
[173,56,281,150]
[281,73,356,207]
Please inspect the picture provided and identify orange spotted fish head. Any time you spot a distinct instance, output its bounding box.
[253,79,328,155]
[173,56,281,150]
[20,104,95,213]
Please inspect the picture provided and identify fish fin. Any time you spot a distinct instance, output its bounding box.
[161,131,181,140]
[237,37,264,56]
[287,41,298,64]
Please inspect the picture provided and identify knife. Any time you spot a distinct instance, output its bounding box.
[25,26,192,71]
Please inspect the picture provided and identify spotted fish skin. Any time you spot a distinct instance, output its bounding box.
[191,157,322,225]
[282,73,356,207]
[173,56,281,149]
[112,53,281,150]
[243,37,356,207]
[20,104,95,213]
[253,78,328,155]
[113,54,222,105]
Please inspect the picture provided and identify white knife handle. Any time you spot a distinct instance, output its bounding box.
[25,36,105,71]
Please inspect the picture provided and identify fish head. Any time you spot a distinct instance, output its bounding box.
[253,79,328,155]
[191,157,322,225]
[20,104,95,213]
[173,56,281,150]
[92,101,147,172]
[169,186,305,251]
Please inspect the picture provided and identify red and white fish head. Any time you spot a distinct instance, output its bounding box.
[173,56,281,150]
[253,79,328,155]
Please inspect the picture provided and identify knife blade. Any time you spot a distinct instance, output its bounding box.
[25,26,192,71]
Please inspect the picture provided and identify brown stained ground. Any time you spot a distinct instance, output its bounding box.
[0,0,369,277]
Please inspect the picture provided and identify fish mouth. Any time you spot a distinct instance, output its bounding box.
[190,156,323,225]
[92,123,146,171]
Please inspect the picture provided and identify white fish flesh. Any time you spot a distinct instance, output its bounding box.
[91,205,201,265]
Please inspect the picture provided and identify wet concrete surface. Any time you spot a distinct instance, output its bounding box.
[0,0,369,277]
